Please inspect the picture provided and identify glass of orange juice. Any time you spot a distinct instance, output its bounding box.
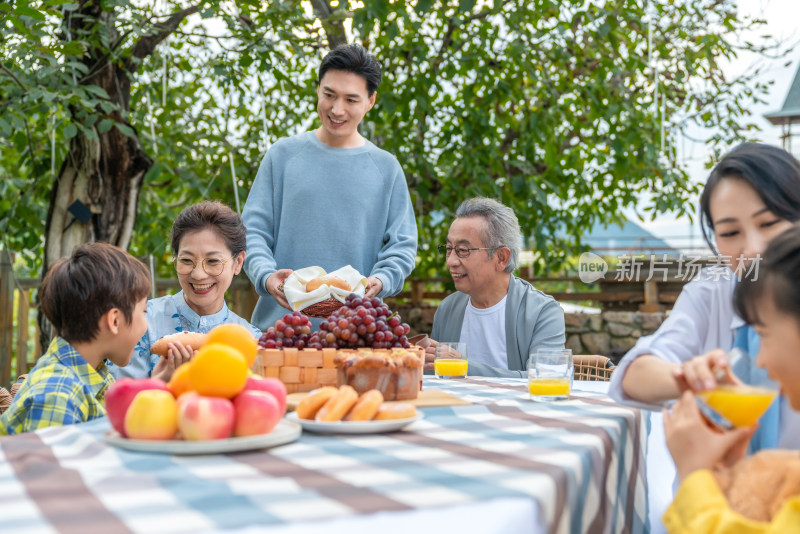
[698,384,777,427]
[528,349,573,401]
[434,342,468,379]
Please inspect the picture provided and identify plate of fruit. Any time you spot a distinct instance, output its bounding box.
[105,419,301,455]
[286,385,422,434]
[104,324,300,454]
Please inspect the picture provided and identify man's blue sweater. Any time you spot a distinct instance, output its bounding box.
[242,131,418,330]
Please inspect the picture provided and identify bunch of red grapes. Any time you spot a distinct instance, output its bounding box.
[258,311,312,349]
[258,295,412,350]
[317,294,411,349]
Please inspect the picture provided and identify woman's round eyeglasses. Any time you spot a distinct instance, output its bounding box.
[173,255,235,276]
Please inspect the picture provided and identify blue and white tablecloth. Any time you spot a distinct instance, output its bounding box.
[0,378,648,534]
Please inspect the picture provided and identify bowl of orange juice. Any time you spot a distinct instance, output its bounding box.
[698,384,777,427]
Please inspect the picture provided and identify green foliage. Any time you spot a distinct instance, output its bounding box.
[0,0,778,279]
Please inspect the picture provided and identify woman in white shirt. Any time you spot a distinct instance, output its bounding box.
[610,143,800,409]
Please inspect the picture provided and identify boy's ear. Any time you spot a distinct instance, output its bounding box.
[100,308,122,336]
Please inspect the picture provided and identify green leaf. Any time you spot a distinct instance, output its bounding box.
[84,84,110,99]
[414,0,433,13]
[458,0,477,13]
[8,15,29,34]
[115,122,136,138]
[62,41,85,56]
[97,119,113,133]
[64,123,77,138]
[13,5,45,20]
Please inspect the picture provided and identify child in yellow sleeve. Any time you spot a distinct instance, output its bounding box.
[663,224,800,533]
[0,243,150,435]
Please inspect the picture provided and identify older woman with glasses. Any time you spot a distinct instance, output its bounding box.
[108,201,260,382]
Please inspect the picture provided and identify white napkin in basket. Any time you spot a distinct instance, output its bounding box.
[284,265,368,312]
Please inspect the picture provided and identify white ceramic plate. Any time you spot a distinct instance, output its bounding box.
[286,411,422,434]
[104,419,302,455]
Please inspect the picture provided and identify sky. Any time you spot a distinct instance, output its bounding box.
[629,0,800,252]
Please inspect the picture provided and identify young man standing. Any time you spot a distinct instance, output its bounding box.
[243,44,417,330]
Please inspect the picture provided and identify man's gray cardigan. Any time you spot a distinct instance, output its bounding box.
[431,276,566,378]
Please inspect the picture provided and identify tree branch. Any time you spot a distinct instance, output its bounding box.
[310,0,347,49]
[0,62,25,89]
[126,5,200,72]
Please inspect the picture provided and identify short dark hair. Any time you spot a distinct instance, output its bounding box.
[700,143,800,253]
[318,44,382,96]
[735,222,800,327]
[40,243,151,343]
[171,201,246,257]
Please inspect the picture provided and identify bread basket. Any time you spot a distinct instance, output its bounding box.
[284,266,367,319]
[300,298,345,318]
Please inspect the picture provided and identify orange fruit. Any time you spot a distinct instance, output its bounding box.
[189,343,248,398]
[167,362,195,398]
[205,324,259,367]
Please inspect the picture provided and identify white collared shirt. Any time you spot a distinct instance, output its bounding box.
[609,267,742,407]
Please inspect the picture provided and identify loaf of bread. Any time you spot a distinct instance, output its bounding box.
[150,332,208,356]
[305,275,351,293]
[334,350,422,401]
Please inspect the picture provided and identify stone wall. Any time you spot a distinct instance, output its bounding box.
[565,311,667,363]
[387,300,668,365]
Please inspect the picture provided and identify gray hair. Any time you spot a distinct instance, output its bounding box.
[455,198,522,273]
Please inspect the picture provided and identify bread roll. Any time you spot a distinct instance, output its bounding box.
[374,403,417,420]
[296,386,338,420]
[305,275,351,293]
[151,332,208,356]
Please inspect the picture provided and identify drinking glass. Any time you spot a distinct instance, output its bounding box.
[697,348,778,428]
[434,342,468,379]
[528,349,573,401]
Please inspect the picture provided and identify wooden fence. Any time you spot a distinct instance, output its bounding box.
[0,251,693,387]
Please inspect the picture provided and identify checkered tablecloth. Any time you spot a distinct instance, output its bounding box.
[0,378,648,534]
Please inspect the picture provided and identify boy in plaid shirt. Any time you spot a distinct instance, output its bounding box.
[0,243,150,435]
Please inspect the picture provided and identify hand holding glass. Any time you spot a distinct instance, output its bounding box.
[697,349,777,428]
[528,350,573,401]
[434,342,468,379]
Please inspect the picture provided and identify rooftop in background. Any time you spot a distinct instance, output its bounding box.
[579,219,710,258]
[764,60,800,125]
[763,57,800,155]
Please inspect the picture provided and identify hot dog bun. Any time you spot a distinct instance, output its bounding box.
[343,390,384,421]
[373,403,417,420]
[296,386,338,420]
[315,385,358,422]
[305,275,351,293]
[151,332,208,356]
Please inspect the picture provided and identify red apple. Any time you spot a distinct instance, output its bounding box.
[177,394,235,440]
[242,376,287,415]
[232,390,282,437]
[105,378,169,437]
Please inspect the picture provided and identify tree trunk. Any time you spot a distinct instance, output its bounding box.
[39,2,152,348]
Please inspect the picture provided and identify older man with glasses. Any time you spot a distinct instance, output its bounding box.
[428,198,565,377]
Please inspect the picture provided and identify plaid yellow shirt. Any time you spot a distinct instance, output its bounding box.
[0,337,115,436]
